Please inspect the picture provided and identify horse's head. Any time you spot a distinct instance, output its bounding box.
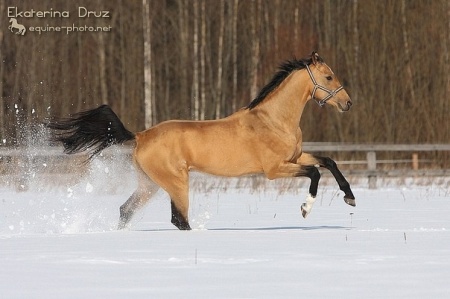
[9,18,16,23]
[306,52,352,112]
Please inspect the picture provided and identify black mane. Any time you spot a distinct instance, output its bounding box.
[247,56,319,110]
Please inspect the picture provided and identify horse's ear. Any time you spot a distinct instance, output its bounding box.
[311,52,322,65]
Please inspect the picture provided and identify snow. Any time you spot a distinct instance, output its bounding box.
[1,156,450,298]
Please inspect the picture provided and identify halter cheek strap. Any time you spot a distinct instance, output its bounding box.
[305,64,344,107]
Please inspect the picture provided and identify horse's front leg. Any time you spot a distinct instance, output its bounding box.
[298,166,321,218]
[297,153,356,207]
[268,162,321,218]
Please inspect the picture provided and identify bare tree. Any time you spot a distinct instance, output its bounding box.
[98,33,107,104]
[192,1,200,120]
[178,0,189,118]
[446,0,450,139]
[401,0,416,104]
[351,0,359,142]
[0,1,5,139]
[200,1,207,120]
[293,3,299,50]
[142,0,153,127]
[231,0,239,112]
[250,0,261,99]
[214,0,225,119]
[119,1,127,113]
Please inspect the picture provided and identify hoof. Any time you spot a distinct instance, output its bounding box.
[117,220,128,230]
[344,196,356,207]
[175,223,192,230]
[301,203,310,218]
[171,218,192,230]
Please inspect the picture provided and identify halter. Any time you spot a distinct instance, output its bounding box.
[305,64,344,107]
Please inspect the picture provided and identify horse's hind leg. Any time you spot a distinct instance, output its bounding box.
[118,191,141,229]
[140,164,191,230]
[298,153,356,207]
[165,176,191,230]
[170,197,191,230]
[118,169,160,229]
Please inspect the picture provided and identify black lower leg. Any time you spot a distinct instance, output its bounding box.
[305,166,320,197]
[297,166,321,218]
[316,156,356,206]
[171,201,191,230]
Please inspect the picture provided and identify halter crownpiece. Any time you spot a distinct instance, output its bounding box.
[305,64,344,107]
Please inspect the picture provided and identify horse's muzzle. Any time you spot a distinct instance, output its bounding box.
[346,101,352,110]
[339,100,352,112]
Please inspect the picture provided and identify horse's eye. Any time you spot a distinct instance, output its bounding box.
[326,76,332,81]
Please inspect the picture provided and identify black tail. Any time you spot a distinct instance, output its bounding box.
[47,105,135,160]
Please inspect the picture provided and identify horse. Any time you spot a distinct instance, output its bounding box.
[9,18,26,36]
[48,52,356,230]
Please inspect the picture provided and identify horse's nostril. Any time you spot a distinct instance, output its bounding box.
[347,101,353,108]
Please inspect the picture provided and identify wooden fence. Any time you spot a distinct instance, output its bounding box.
[1,144,449,190]
[302,143,450,188]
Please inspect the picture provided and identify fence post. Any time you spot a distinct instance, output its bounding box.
[367,151,377,189]
[412,153,419,170]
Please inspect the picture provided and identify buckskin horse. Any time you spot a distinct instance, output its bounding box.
[48,52,356,230]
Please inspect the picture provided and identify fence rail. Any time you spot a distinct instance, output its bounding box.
[302,143,450,152]
[302,143,450,188]
[1,144,449,190]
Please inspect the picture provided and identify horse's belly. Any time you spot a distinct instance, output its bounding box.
[192,163,261,177]
[189,151,262,177]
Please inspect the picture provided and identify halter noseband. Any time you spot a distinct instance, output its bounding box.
[305,64,344,107]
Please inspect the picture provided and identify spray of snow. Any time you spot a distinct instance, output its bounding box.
[0,117,137,234]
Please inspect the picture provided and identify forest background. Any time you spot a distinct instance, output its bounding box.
[0,0,448,154]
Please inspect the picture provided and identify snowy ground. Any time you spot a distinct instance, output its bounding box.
[1,156,450,298]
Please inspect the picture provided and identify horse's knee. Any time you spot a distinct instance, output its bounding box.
[306,166,321,182]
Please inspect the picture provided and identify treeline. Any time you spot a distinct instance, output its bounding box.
[0,0,449,147]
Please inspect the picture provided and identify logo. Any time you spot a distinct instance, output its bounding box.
[6,6,112,36]
[8,18,26,36]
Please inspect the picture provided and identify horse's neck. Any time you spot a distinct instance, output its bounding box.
[253,70,310,134]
